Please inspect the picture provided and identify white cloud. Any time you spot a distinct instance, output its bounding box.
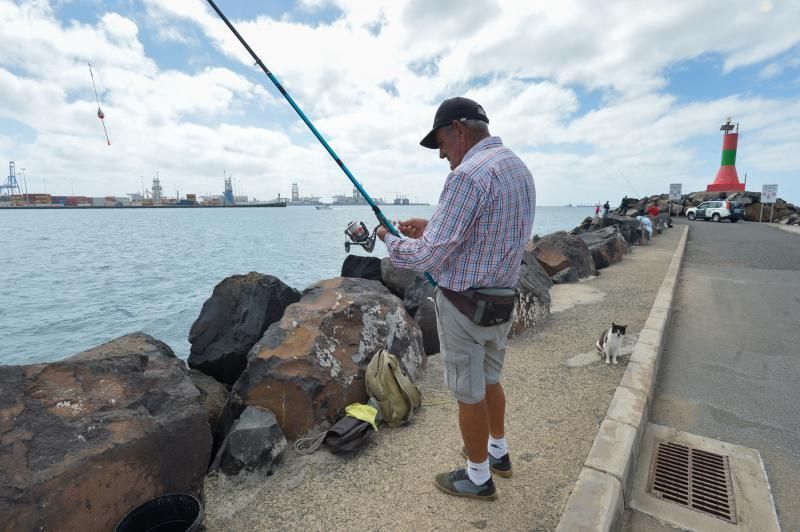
[1,0,799,206]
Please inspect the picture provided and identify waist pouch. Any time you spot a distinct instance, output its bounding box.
[440,287,518,327]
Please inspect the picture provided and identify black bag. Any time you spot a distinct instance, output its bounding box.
[323,416,372,454]
[440,287,517,326]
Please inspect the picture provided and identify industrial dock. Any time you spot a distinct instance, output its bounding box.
[1,164,427,209]
[0,164,284,209]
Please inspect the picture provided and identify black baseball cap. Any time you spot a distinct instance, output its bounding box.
[420,97,489,149]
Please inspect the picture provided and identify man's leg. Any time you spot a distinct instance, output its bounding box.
[485,382,505,439]
[459,399,489,462]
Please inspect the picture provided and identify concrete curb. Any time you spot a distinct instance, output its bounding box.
[556,225,689,532]
[766,222,800,236]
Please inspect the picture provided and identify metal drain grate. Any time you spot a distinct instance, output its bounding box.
[648,441,737,524]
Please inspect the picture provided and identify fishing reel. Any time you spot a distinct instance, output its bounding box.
[344,220,379,253]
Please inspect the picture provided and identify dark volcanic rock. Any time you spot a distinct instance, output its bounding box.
[68,331,176,361]
[402,276,438,354]
[188,369,229,431]
[211,406,287,476]
[531,232,596,279]
[0,340,211,532]
[578,225,628,270]
[597,215,643,245]
[380,258,420,298]
[551,267,579,284]
[403,275,435,316]
[414,297,439,355]
[231,277,425,439]
[188,272,300,386]
[512,257,552,336]
[341,255,382,282]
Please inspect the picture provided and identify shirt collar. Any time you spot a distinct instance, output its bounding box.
[461,136,503,165]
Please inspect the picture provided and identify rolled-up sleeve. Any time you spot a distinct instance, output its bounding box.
[384,171,485,272]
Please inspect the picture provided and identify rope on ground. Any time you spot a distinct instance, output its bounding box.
[294,431,327,455]
[420,399,451,407]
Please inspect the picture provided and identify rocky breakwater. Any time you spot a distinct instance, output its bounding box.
[0,333,211,532]
[615,190,800,224]
[227,276,426,440]
[2,224,637,530]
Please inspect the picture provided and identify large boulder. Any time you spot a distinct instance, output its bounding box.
[597,215,643,245]
[188,272,301,386]
[745,203,772,222]
[0,336,211,532]
[512,257,552,336]
[403,276,439,355]
[341,255,382,282]
[531,232,596,280]
[414,299,439,355]
[188,369,229,432]
[231,277,426,439]
[403,275,434,316]
[380,258,420,298]
[551,267,579,284]
[210,406,287,476]
[578,226,628,270]
[67,331,176,361]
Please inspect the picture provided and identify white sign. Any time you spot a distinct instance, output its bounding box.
[762,184,778,203]
[669,183,682,202]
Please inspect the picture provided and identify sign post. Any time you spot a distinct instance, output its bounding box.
[761,184,778,222]
[669,183,682,218]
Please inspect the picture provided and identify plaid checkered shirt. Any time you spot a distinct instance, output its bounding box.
[384,136,535,291]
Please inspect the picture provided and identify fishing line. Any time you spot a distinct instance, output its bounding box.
[88,63,111,146]
[615,167,639,197]
[204,0,435,286]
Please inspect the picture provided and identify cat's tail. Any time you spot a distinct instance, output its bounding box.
[595,340,603,353]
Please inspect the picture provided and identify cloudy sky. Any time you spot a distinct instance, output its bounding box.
[1,0,799,205]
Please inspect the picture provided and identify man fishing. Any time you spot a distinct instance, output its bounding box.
[377,97,536,500]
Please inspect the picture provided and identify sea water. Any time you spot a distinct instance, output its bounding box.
[0,205,594,364]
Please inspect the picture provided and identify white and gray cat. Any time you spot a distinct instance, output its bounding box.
[595,323,627,364]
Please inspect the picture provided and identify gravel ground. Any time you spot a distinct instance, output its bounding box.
[203,228,681,531]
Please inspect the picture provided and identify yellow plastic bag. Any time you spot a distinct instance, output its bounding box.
[345,403,378,431]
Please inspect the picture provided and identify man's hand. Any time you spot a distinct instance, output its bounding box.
[377,218,429,241]
[397,218,428,239]
[377,225,389,241]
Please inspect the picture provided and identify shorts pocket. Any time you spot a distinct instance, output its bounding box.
[444,350,473,400]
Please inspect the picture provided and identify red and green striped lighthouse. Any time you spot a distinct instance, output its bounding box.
[707,117,744,192]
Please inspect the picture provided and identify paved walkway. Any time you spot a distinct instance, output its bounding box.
[624,220,800,530]
[203,228,682,531]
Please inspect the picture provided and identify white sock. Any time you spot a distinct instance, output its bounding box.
[466,459,491,485]
[488,436,508,459]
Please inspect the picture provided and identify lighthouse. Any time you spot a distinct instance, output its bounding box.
[706,117,745,192]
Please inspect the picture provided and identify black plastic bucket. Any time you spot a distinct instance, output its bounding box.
[115,493,203,532]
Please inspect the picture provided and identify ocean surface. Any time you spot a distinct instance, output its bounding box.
[0,205,594,365]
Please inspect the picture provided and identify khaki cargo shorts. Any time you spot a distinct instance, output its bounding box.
[434,288,514,404]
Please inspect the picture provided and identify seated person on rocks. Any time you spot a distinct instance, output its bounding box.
[645,204,664,233]
[636,212,654,240]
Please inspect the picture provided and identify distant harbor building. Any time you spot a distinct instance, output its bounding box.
[151,177,163,204]
[282,182,322,206]
[223,176,234,205]
[1,161,23,201]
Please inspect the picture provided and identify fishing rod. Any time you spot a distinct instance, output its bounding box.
[615,166,640,197]
[88,63,111,146]
[204,0,437,284]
